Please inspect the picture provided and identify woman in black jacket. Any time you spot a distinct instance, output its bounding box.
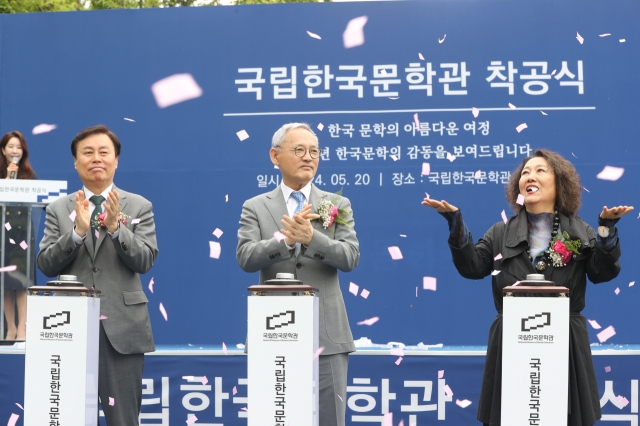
[422,149,633,426]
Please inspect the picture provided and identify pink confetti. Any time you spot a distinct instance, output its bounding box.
[225,195,228,202]
[494,253,503,261]
[124,118,135,122]
[109,397,114,406]
[630,281,635,287]
[100,315,108,320]
[413,113,420,128]
[69,210,77,222]
[306,30,321,40]
[576,32,584,44]
[596,166,625,181]
[19,241,28,250]
[424,192,430,199]
[617,395,629,407]
[0,265,17,272]
[159,303,168,321]
[213,228,223,238]
[383,412,393,426]
[337,394,343,402]
[421,162,431,176]
[241,407,248,412]
[222,342,228,355]
[516,194,525,205]
[516,123,528,133]
[605,366,612,373]
[313,346,325,359]
[540,111,548,116]
[416,286,418,297]
[491,270,501,276]
[474,170,482,179]
[597,325,616,343]
[148,277,155,293]
[233,386,237,395]
[471,107,479,118]
[615,287,620,295]
[131,218,141,224]
[456,399,472,408]
[418,53,425,60]
[438,370,444,378]
[14,404,23,411]
[588,319,601,329]
[390,347,404,356]
[94,229,100,240]
[273,231,285,242]
[186,416,198,425]
[360,289,370,299]
[398,421,405,426]
[395,357,403,365]
[349,282,359,296]
[7,414,19,426]
[343,16,368,49]
[151,73,203,108]
[501,210,508,224]
[32,124,57,135]
[317,123,324,131]
[438,34,446,43]
[446,152,456,162]
[600,33,611,37]
[4,222,11,231]
[388,246,403,260]
[444,384,453,396]
[423,277,437,291]
[508,103,517,109]
[201,376,208,385]
[209,241,221,259]
[357,316,379,326]
[236,130,249,141]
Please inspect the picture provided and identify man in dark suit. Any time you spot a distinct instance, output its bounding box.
[237,122,359,426]
[38,125,159,425]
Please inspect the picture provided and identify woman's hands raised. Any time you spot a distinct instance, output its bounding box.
[422,197,459,213]
[600,205,634,220]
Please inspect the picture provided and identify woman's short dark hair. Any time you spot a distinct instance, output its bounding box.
[506,149,582,217]
[0,130,36,179]
[71,125,121,158]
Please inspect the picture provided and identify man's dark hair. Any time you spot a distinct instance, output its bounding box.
[71,125,121,158]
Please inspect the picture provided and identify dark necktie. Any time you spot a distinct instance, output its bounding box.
[89,195,105,245]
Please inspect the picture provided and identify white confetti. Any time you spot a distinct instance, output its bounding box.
[508,103,517,109]
[438,34,446,43]
[576,32,584,44]
[516,123,528,133]
[619,39,626,43]
[124,118,135,122]
[599,33,611,37]
[32,124,57,135]
[236,130,249,141]
[343,16,368,49]
[151,73,203,108]
[306,31,321,40]
[317,123,324,131]
[471,107,479,118]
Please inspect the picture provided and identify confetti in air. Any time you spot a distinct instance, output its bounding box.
[213,228,223,238]
[423,277,437,291]
[596,166,624,181]
[313,347,325,359]
[357,316,380,326]
[343,16,368,48]
[151,73,203,108]
[349,282,359,296]
[306,31,321,40]
[209,241,221,259]
[360,289,370,299]
[597,326,616,343]
[508,103,517,109]
[0,265,17,272]
[456,399,472,408]
[515,123,528,133]
[148,277,155,293]
[159,303,168,321]
[421,163,431,176]
[599,33,611,37]
[516,194,525,205]
[124,118,135,122]
[388,246,403,260]
[236,130,249,141]
[576,32,584,44]
[471,107,479,118]
[418,53,425,60]
[32,124,57,135]
[317,123,324,131]
[438,34,446,43]
[4,222,10,231]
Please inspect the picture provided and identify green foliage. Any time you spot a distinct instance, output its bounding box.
[552,230,582,254]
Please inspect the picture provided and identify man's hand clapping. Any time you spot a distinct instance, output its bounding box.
[280,204,320,247]
[74,190,91,237]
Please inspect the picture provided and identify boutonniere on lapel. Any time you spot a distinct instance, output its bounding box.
[547,231,581,268]
[312,189,352,232]
[93,211,130,229]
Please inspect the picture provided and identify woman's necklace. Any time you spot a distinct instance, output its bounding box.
[527,210,559,272]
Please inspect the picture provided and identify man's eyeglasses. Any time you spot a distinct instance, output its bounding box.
[280,145,321,159]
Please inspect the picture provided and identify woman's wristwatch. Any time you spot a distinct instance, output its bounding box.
[597,226,610,238]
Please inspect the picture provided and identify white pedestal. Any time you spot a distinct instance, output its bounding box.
[24,293,100,426]
[502,296,569,426]
[247,289,319,426]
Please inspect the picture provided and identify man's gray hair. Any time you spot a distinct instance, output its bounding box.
[271,122,318,148]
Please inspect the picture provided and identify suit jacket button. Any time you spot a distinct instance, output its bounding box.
[65,248,72,255]
[93,268,99,273]
[296,263,302,269]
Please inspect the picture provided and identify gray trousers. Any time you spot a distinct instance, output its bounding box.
[319,353,349,426]
[98,323,144,426]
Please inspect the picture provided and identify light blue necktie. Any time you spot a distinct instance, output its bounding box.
[290,191,305,249]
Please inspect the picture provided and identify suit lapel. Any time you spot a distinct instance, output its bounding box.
[93,185,127,255]
[308,184,324,233]
[263,186,287,230]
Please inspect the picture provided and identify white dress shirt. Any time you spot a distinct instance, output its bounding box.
[280,181,312,250]
[72,184,120,244]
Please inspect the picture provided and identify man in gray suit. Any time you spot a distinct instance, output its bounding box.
[38,125,159,426]
[237,122,359,426]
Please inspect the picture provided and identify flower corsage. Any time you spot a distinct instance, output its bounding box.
[548,231,581,267]
[92,211,130,229]
[313,190,352,232]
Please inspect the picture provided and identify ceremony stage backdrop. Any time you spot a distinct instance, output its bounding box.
[0,0,639,423]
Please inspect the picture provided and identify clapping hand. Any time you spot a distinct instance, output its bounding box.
[280,204,320,247]
[74,191,91,237]
[600,205,634,220]
[103,190,121,233]
[421,197,459,213]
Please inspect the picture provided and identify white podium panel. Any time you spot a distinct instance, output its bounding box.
[24,295,100,426]
[502,296,569,426]
[248,294,319,426]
